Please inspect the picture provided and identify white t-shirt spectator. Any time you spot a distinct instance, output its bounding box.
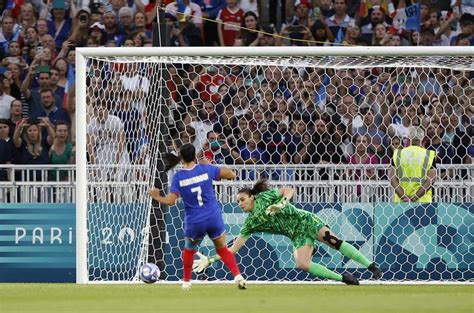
[87,114,130,165]
[0,94,15,119]
[120,74,150,115]
[189,120,213,151]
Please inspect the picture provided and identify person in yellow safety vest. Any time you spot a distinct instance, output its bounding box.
[389,126,437,203]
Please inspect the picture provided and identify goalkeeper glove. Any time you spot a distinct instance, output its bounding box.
[192,252,217,273]
[265,197,288,215]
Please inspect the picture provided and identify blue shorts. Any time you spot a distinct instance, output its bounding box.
[185,214,226,241]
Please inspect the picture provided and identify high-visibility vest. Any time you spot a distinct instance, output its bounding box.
[393,146,436,203]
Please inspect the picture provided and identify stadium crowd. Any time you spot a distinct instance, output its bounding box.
[0,0,472,184]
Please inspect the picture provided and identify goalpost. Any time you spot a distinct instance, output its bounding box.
[76,47,473,284]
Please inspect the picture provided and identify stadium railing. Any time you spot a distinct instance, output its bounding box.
[0,164,472,204]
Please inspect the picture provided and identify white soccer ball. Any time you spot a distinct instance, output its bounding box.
[139,263,160,284]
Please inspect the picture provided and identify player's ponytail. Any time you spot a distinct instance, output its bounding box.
[163,152,181,171]
[238,179,270,197]
[163,143,196,171]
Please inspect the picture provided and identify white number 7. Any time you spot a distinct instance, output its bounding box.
[191,186,203,206]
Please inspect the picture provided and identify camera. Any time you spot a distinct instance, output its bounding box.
[79,15,88,22]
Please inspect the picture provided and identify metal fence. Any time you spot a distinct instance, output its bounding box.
[0,164,473,203]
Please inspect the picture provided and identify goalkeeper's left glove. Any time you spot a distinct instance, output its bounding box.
[265,197,288,215]
[192,252,220,273]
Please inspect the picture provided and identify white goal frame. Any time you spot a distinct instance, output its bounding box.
[76,46,474,284]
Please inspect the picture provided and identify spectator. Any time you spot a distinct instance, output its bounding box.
[13,117,55,165]
[450,13,474,46]
[88,22,108,46]
[49,66,65,99]
[103,10,121,44]
[33,89,69,125]
[67,8,92,47]
[49,121,74,181]
[22,66,62,117]
[133,11,153,39]
[47,0,73,48]
[355,106,387,158]
[168,7,203,47]
[0,118,11,142]
[325,0,355,42]
[184,100,215,150]
[193,65,225,104]
[119,63,150,115]
[213,105,238,138]
[194,0,227,46]
[118,6,135,37]
[8,99,23,137]
[283,118,307,164]
[425,121,455,166]
[3,41,27,69]
[53,58,68,89]
[24,26,41,51]
[217,0,244,46]
[335,94,362,133]
[0,16,22,55]
[111,90,142,163]
[371,23,390,46]
[5,62,24,100]
[0,78,15,119]
[447,114,470,165]
[234,11,261,46]
[19,3,38,29]
[387,103,420,141]
[347,134,380,195]
[86,100,131,182]
[310,19,335,45]
[237,131,266,164]
[197,130,236,164]
[36,19,50,38]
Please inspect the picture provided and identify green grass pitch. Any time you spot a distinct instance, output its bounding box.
[1,284,472,313]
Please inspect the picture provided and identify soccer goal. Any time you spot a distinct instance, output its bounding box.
[76,47,473,284]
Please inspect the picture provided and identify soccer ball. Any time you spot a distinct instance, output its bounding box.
[139,263,160,284]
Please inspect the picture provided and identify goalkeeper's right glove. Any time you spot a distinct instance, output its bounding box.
[192,252,215,273]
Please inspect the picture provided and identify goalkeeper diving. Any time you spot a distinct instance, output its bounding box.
[193,180,383,284]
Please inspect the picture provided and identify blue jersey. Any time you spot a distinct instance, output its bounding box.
[170,164,222,224]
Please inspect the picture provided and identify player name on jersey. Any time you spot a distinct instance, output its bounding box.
[178,173,210,187]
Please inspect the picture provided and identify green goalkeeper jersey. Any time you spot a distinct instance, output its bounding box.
[239,189,325,248]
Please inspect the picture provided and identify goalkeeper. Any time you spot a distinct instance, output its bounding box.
[193,180,383,285]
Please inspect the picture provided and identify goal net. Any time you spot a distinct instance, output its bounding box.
[76,47,473,284]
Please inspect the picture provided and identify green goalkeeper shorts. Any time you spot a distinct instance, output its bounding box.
[291,214,326,250]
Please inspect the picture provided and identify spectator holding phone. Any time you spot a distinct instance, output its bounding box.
[67,8,92,47]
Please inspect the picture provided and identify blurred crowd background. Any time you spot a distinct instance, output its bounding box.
[0,0,473,184]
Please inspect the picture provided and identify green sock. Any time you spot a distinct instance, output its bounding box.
[308,262,342,282]
[339,241,372,268]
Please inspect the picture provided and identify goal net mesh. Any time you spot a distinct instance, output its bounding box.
[83,53,473,283]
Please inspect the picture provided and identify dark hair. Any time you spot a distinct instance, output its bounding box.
[237,180,270,197]
[163,143,196,171]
